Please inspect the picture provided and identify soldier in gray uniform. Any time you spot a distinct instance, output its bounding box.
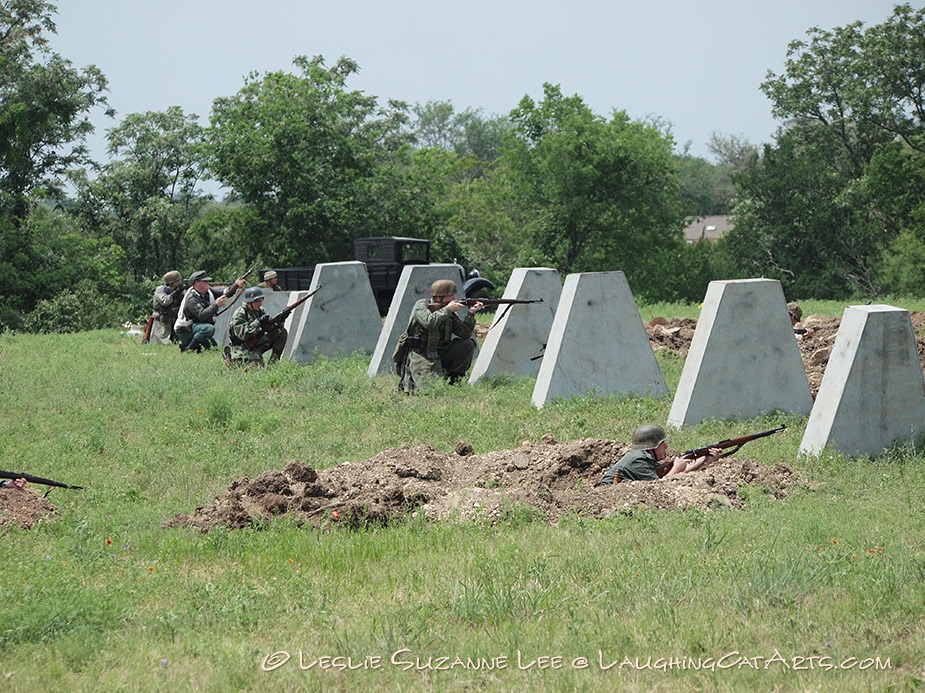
[175,270,244,352]
[399,279,485,393]
[597,425,722,485]
[150,270,184,345]
[226,287,288,366]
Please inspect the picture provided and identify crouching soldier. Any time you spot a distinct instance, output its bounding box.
[225,287,288,366]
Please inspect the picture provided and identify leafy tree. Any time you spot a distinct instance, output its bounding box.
[501,83,689,301]
[728,4,925,297]
[412,100,509,162]
[675,154,734,216]
[73,107,210,279]
[0,0,111,222]
[207,55,411,266]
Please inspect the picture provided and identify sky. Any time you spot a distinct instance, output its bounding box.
[49,0,904,173]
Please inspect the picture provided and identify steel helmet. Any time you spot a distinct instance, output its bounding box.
[631,424,668,450]
[244,287,265,303]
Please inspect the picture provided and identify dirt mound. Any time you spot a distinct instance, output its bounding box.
[646,317,698,357]
[646,312,925,398]
[0,488,56,529]
[165,437,802,532]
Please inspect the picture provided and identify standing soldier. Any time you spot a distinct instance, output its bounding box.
[225,287,288,366]
[149,270,184,345]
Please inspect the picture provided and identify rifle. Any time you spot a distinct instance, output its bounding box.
[654,424,788,478]
[459,298,544,307]
[215,262,260,315]
[141,315,155,344]
[244,285,323,350]
[0,470,85,498]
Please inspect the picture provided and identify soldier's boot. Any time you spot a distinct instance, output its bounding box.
[223,346,233,367]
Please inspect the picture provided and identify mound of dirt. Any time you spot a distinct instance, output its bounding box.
[646,312,925,399]
[165,437,801,533]
[0,488,56,529]
[646,317,698,358]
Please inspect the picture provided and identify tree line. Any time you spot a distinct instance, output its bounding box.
[2,1,923,333]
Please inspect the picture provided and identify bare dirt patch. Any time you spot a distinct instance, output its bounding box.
[165,436,801,533]
[0,488,56,529]
[646,311,925,398]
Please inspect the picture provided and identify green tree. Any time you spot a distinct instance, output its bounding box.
[501,83,689,301]
[0,0,111,222]
[728,4,925,297]
[73,107,210,279]
[207,55,410,266]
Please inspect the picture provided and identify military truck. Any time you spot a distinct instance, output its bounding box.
[261,236,494,315]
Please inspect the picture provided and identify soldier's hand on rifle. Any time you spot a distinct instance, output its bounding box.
[1,478,26,490]
[685,447,723,472]
[259,314,271,325]
[215,294,228,307]
[234,276,247,290]
[467,300,485,314]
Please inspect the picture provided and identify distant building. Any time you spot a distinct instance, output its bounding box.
[683,215,732,244]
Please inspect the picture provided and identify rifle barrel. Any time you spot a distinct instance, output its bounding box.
[0,470,84,490]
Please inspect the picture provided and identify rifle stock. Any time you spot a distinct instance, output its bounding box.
[244,285,322,349]
[141,315,154,344]
[654,424,787,478]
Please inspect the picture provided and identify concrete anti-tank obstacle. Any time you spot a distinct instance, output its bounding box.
[469,268,562,384]
[531,271,667,408]
[367,264,465,377]
[800,304,925,458]
[286,261,382,364]
[667,278,812,427]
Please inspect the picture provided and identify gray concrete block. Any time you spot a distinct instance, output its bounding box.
[800,305,925,457]
[667,278,812,427]
[531,271,667,408]
[367,264,465,376]
[469,268,561,384]
[287,261,382,364]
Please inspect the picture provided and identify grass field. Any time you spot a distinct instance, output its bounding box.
[1,298,924,691]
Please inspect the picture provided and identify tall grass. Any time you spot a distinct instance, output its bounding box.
[0,311,922,691]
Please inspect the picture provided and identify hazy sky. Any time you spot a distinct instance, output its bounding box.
[50,0,902,167]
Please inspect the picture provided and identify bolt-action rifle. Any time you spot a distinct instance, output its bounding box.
[459,298,543,308]
[0,470,85,497]
[244,285,323,349]
[215,262,260,316]
[654,424,788,478]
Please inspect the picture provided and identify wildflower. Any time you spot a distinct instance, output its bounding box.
[106,538,113,545]
[148,566,155,571]
[332,510,339,519]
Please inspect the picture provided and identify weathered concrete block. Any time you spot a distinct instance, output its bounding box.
[367,264,465,377]
[469,268,561,384]
[531,271,667,408]
[800,305,925,457]
[287,261,382,364]
[668,279,812,427]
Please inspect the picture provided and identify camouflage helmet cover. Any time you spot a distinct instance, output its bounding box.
[631,424,668,450]
[244,287,265,303]
[787,302,802,322]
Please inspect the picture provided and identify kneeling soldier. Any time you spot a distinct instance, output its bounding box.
[226,287,288,366]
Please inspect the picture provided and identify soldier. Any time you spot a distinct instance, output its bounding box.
[150,270,184,345]
[225,287,288,366]
[399,279,484,393]
[175,270,245,352]
[258,270,283,291]
[597,425,722,485]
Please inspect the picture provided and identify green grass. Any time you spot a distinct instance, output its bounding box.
[0,307,923,691]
